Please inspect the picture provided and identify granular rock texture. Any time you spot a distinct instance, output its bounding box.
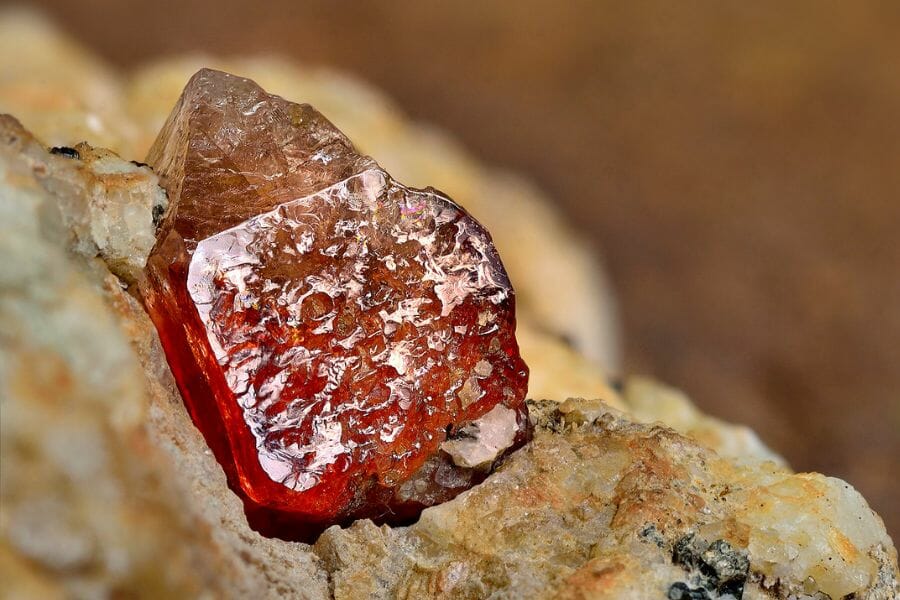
[141,69,529,532]
[623,377,784,465]
[314,401,897,599]
[0,115,166,284]
[0,115,228,598]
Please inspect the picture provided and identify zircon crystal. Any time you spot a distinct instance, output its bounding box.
[140,70,529,538]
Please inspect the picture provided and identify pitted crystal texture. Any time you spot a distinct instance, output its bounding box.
[141,69,529,536]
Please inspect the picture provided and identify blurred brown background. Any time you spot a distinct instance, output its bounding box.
[24,1,899,537]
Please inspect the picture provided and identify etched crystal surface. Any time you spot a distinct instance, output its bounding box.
[140,70,529,536]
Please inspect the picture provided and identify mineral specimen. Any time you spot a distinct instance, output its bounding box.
[4,21,897,597]
[3,116,895,598]
[140,69,529,536]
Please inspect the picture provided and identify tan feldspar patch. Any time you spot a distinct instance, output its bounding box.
[0,115,166,284]
[516,320,625,411]
[621,377,786,465]
[71,144,168,283]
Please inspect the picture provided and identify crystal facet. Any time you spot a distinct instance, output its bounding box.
[140,70,529,537]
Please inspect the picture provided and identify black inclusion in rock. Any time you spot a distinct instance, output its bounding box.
[49,146,80,159]
[671,533,750,598]
[667,582,712,600]
[700,539,750,597]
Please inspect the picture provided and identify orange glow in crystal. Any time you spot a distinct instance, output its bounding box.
[139,70,529,538]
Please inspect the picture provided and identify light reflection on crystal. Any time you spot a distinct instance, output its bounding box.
[141,69,529,537]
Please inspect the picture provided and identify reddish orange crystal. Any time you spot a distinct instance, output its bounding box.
[140,70,529,538]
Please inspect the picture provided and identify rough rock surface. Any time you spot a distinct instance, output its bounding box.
[0,114,166,284]
[623,377,785,466]
[0,115,228,597]
[2,117,896,599]
[315,400,898,599]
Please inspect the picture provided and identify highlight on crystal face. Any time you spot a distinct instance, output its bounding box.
[139,69,530,537]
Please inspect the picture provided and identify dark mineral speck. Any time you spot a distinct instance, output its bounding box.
[668,582,712,600]
[700,539,750,597]
[671,533,749,598]
[608,376,625,393]
[151,202,166,228]
[673,533,709,570]
[49,146,80,159]
[638,523,666,547]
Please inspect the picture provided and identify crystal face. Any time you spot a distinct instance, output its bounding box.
[140,69,529,537]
